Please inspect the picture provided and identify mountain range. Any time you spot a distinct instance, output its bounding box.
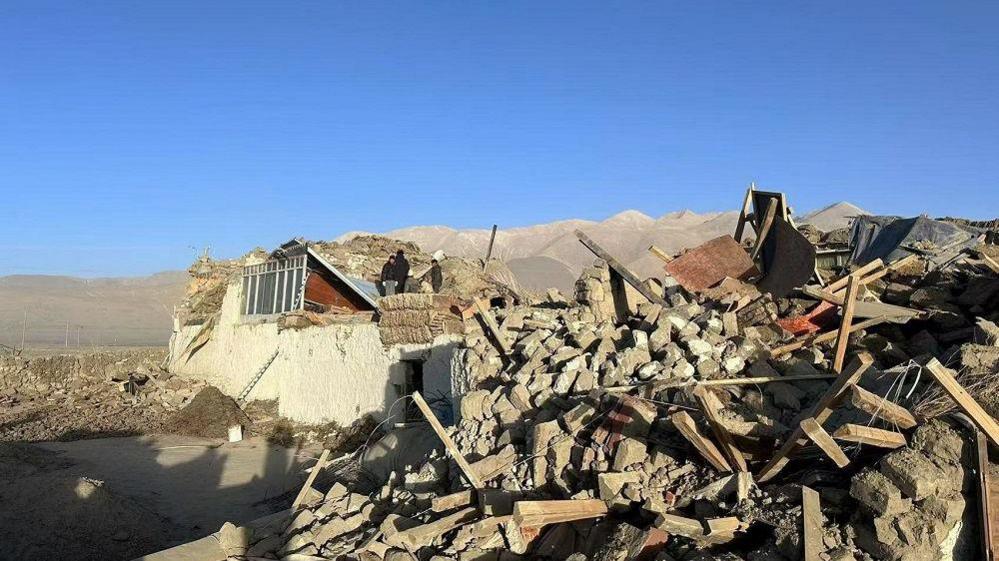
[1,201,868,347]
[340,201,869,292]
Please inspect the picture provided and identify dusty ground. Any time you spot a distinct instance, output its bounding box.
[0,435,315,561]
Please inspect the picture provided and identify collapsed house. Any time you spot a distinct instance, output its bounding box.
[143,189,999,561]
[168,238,490,425]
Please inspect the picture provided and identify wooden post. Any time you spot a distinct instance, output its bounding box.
[802,486,823,561]
[977,431,996,561]
[671,410,732,473]
[832,275,861,373]
[693,386,748,472]
[849,385,917,429]
[757,353,874,482]
[832,424,906,448]
[484,224,498,265]
[411,391,484,489]
[922,359,999,446]
[800,418,849,468]
[733,183,755,243]
[474,299,511,356]
[575,230,669,307]
[292,449,331,509]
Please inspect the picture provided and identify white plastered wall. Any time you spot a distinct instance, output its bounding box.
[169,278,462,426]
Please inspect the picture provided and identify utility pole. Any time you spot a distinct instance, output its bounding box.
[20,311,26,351]
[65,320,70,347]
[76,326,81,347]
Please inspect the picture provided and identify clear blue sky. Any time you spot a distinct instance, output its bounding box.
[2,2,998,276]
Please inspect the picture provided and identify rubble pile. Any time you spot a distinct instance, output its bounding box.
[207,229,999,561]
[0,349,209,441]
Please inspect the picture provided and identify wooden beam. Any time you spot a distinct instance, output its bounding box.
[800,285,921,320]
[474,299,511,356]
[512,499,608,527]
[484,224,498,263]
[832,275,861,373]
[832,424,907,448]
[977,431,996,561]
[848,254,918,290]
[671,410,732,472]
[800,418,850,468]
[648,244,673,264]
[733,183,755,243]
[849,384,918,429]
[292,449,331,509]
[825,259,884,293]
[980,252,999,275]
[802,486,823,561]
[575,230,670,308]
[411,391,484,489]
[432,490,476,512]
[692,386,748,472]
[771,315,888,358]
[386,507,480,551]
[749,198,778,262]
[922,358,999,446]
[757,353,873,482]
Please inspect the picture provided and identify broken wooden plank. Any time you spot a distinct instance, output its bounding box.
[800,418,850,468]
[922,358,999,446]
[770,315,889,357]
[736,471,753,502]
[648,244,673,264]
[575,230,670,308]
[802,486,823,561]
[292,449,331,510]
[849,384,918,429]
[385,507,479,551]
[692,386,748,472]
[832,424,907,448]
[431,489,476,512]
[832,274,861,373]
[411,391,484,489]
[757,353,874,482]
[654,512,704,537]
[671,410,732,472]
[749,198,778,261]
[977,431,996,561]
[800,285,921,321]
[512,499,608,527]
[474,299,511,356]
[825,259,885,293]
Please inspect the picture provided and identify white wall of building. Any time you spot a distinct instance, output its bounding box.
[169,279,462,426]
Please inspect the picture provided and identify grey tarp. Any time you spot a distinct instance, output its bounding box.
[849,215,980,266]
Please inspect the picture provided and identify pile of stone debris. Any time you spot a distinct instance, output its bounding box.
[202,226,999,561]
[0,349,211,441]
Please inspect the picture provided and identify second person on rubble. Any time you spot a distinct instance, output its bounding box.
[429,258,443,293]
[379,254,397,296]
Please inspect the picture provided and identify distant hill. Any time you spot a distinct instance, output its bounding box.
[0,272,187,348]
[340,202,868,293]
[799,202,870,232]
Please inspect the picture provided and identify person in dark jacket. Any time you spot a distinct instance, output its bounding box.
[429,258,443,293]
[394,249,410,294]
[378,255,396,296]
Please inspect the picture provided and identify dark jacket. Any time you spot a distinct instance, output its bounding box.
[380,260,395,282]
[394,254,410,284]
[430,263,443,293]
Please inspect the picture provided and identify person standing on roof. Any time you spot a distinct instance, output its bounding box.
[429,258,444,293]
[378,254,397,296]
[393,249,410,294]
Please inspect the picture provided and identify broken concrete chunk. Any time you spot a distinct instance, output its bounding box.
[612,437,647,471]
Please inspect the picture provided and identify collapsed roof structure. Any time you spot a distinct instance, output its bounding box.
[138,186,999,561]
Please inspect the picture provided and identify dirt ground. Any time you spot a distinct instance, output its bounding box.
[0,435,315,561]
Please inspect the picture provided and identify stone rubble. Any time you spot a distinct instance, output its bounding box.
[206,239,999,561]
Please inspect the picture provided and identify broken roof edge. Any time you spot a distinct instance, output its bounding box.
[305,245,380,310]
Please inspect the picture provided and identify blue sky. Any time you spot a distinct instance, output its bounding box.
[2,2,998,276]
